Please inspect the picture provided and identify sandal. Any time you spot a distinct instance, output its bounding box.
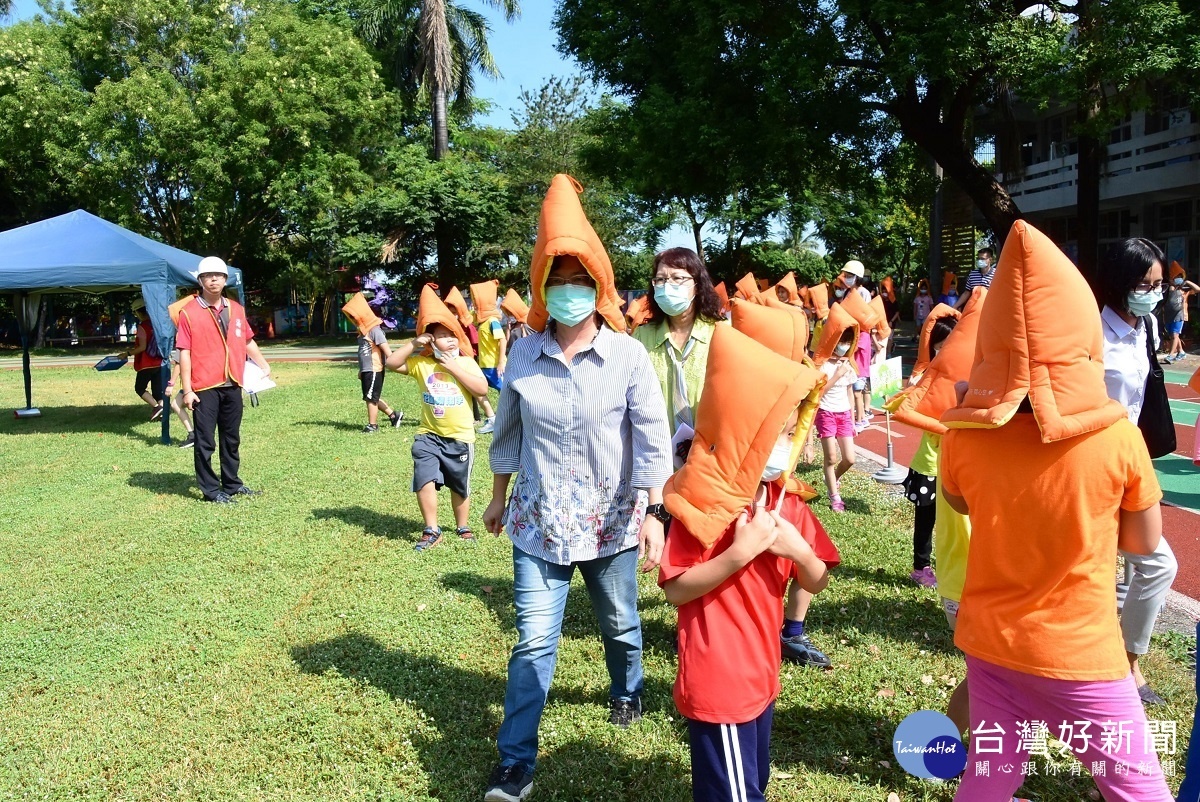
[457,526,476,543]
[414,527,442,552]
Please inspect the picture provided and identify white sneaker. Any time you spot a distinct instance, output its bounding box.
[478,417,495,434]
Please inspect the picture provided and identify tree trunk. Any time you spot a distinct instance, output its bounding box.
[1075,0,1102,281]
[893,97,1022,247]
[432,87,449,160]
[681,197,707,263]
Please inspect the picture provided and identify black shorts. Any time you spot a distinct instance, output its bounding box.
[360,371,386,402]
[135,367,164,402]
[411,433,473,497]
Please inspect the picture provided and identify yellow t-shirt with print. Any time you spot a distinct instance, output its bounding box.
[406,354,484,443]
[477,318,505,369]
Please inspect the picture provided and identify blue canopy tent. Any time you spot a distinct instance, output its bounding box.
[0,210,244,443]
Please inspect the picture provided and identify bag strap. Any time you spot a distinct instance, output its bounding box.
[1141,315,1161,371]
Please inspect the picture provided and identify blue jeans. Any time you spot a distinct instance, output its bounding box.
[496,544,644,770]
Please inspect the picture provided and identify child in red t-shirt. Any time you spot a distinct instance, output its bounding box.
[658,325,839,802]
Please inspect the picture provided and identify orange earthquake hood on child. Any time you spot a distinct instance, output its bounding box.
[1171,261,1187,282]
[811,303,861,367]
[730,299,824,502]
[775,272,801,304]
[625,294,653,332]
[443,286,473,332]
[917,278,931,296]
[753,291,809,341]
[470,279,502,325]
[942,273,958,296]
[941,220,1125,441]
[911,303,960,377]
[713,282,730,314]
[887,288,987,435]
[868,295,892,340]
[500,289,529,324]
[169,294,197,325]
[416,283,474,357]
[527,174,626,333]
[806,283,830,320]
[734,272,759,301]
[663,325,834,560]
[341,292,384,339]
[881,276,896,303]
[836,286,882,332]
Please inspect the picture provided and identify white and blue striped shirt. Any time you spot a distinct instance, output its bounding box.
[490,323,672,565]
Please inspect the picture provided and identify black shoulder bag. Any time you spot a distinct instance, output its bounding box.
[1136,315,1176,459]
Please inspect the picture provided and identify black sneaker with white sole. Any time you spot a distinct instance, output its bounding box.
[608,697,642,727]
[483,763,533,802]
[178,432,195,449]
[389,410,404,428]
[781,632,832,669]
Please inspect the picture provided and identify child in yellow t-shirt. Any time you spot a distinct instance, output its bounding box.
[388,322,488,551]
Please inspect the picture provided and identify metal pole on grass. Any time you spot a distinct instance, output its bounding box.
[872,410,907,483]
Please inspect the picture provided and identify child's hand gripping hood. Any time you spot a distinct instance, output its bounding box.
[416,283,474,357]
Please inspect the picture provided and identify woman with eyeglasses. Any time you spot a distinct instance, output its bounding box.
[632,248,725,466]
[481,176,673,802]
[1094,237,1178,708]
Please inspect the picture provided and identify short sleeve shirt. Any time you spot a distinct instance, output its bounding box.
[357,327,388,373]
[406,354,484,443]
[477,318,505,369]
[941,415,1161,680]
[659,483,829,723]
[818,360,856,413]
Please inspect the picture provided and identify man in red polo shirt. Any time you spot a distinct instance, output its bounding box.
[177,257,271,504]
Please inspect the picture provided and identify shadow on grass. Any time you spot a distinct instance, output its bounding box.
[0,403,165,445]
[292,420,368,433]
[441,571,678,657]
[128,471,198,498]
[311,506,427,541]
[811,592,956,655]
[773,702,915,788]
[834,565,919,589]
[291,631,690,801]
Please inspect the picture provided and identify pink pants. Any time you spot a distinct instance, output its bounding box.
[954,656,1172,802]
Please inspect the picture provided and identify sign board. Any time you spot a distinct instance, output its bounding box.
[870,356,904,411]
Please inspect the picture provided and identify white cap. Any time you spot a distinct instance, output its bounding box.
[842,260,865,278]
[197,256,228,277]
[131,297,145,311]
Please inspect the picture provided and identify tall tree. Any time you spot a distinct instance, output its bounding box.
[357,0,518,284]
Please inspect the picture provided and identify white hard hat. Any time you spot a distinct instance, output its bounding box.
[131,297,146,312]
[197,256,228,277]
[842,260,865,278]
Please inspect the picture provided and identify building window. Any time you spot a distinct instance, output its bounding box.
[1099,210,1131,240]
[1146,89,1194,135]
[1109,114,1133,145]
[1158,200,1194,235]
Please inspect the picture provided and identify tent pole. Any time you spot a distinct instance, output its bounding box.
[160,357,171,444]
[21,333,32,409]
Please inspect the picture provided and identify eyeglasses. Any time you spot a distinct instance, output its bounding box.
[545,275,596,289]
[1134,281,1165,292]
[650,276,695,288]
[547,276,597,288]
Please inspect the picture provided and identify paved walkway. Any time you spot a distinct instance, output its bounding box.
[0,344,358,369]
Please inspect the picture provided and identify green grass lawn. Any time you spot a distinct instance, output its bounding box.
[0,362,1194,801]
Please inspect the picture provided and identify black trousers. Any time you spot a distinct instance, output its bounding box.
[913,501,935,571]
[193,385,243,499]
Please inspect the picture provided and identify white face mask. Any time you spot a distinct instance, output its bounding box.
[833,342,852,357]
[842,275,858,288]
[834,287,846,299]
[432,344,460,360]
[762,440,794,482]
[977,259,990,271]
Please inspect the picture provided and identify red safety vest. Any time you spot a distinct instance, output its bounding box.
[178,297,252,391]
[133,317,162,371]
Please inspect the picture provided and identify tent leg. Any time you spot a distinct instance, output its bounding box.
[160,361,171,445]
[22,337,32,409]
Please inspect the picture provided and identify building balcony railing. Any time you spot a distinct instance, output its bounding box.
[996,123,1200,213]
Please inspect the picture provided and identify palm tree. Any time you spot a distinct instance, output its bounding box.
[358,0,520,159]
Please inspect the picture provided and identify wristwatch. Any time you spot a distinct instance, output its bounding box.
[645,503,671,525]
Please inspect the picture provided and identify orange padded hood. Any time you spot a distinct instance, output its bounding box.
[501,289,529,324]
[1189,365,1200,395]
[912,303,961,377]
[837,286,882,331]
[807,284,830,320]
[417,284,474,357]
[169,294,197,325]
[796,285,811,308]
[527,174,624,333]
[625,294,653,332]
[917,278,931,295]
[663,324,824,549]
[713,282,730,314]
[341,292,384,339]
[731,298,809,363]
[811,303,860,367]
[881,276,896,303]
[1172,261,1187,282]
[942,273,958,295]
[444,286,473,331]
[775,272,801,304]
[470,279,501,324]
[735,273,759,301]
[868,295,892,340]
[940,220,1125,442]
[887,288,987,435]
